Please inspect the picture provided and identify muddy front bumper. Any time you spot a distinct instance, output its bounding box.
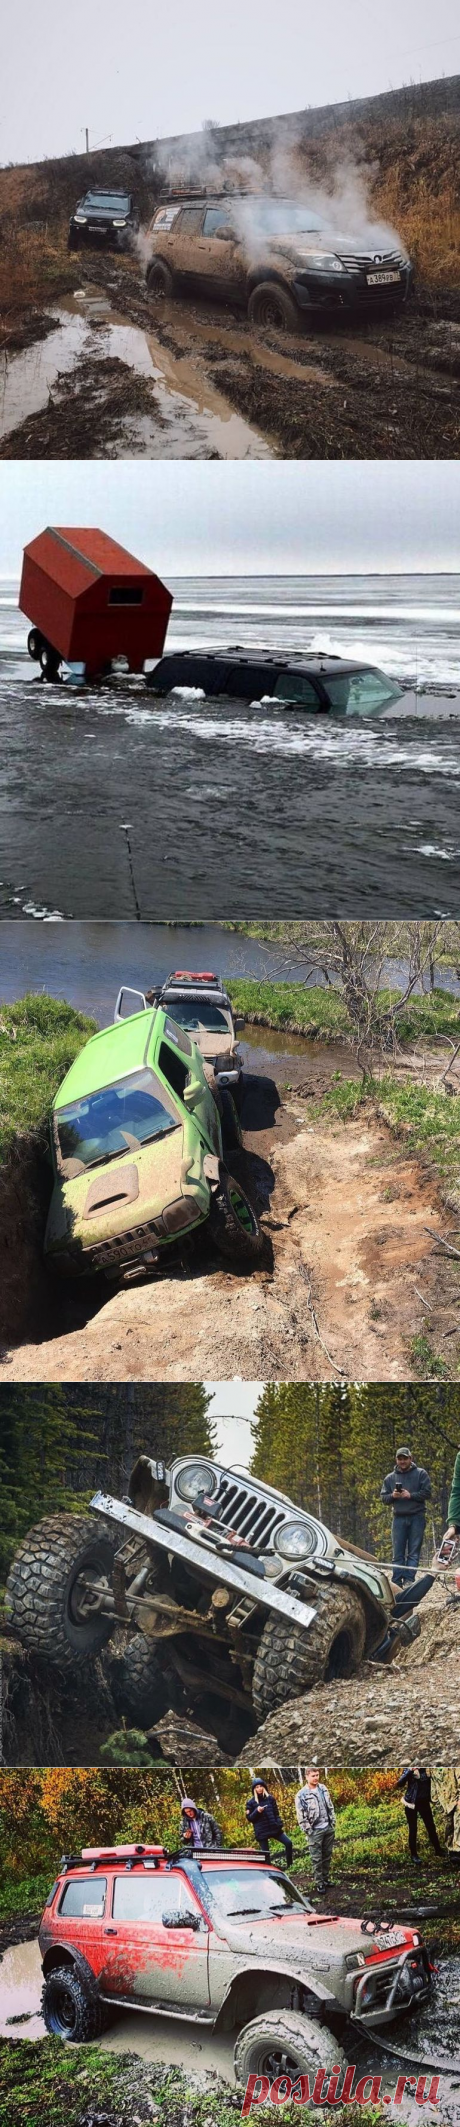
[350,1947,431,2027]
[91,1491,318,1631]
[292,266,412,311]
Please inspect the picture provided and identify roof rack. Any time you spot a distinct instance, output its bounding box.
[60,1843,168,1874]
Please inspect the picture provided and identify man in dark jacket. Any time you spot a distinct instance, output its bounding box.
[446,1450,460,1537]
[395,1768,443,1862]
[381,1447,431,1583]
[180,1797,223,1849]
[246,1779,293,1866]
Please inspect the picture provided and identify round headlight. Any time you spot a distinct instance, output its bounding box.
[273,1519,319,1561]
[175,1462,219,1504]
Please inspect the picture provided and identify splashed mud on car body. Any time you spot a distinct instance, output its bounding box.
[145,192,412,326]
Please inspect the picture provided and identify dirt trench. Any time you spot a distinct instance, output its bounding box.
[4,1078,459,1383]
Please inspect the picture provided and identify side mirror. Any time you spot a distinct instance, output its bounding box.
[183,1078,203,1111]
[162,1910,204,1931]
[215,226,236,240]
[233,1017,245,1030]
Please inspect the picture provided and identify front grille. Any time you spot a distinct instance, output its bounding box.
[339,250,406,271]
[89,1219,163,1266]
[211,1475,288,1551]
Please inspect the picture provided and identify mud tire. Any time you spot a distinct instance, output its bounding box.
[220,1089,243,1151]
[248,281,299,332]
[42,1965,104,2042]
[5,1514,118,1671]
[207,1164,263,1264]
[111,1632,170,1726]
[234,2008,345,2085]
[146,258,174,298]
[252,1585,367,1718]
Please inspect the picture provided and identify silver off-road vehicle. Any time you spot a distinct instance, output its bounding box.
[38,1841,432,2081]
[6,1454,413,1726]
[115,971,244,1101]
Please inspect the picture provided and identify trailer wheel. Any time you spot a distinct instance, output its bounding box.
[207,1165,263,1264]
[146,260,174,299]
[248,281,299,332]
[234,2009,345,2086]
[5,1514,118,1671]
[39,641,61,680]
[42,1965,104,2042]
[27,628,44,661]
[111,1632,170,1727]
[252,1585,367,1718]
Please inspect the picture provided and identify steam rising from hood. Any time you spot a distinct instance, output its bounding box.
[142,122,404,259]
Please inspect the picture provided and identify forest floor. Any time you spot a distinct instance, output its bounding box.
[6,1037,460,1384]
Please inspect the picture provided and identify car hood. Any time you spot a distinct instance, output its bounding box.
[215,1911,394,1966]
[45,1127,185,1251]
[196,1029,235,1060]
[268,230,406,265]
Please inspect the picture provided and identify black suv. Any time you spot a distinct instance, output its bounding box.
[68,190,137,251]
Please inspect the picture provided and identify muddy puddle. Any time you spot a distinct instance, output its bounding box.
[1,1937,459,2119]
[0,287,271,458]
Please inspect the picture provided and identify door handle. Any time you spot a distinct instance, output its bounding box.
[103,1927,118,1935]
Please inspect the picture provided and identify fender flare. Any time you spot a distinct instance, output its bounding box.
[41,1940,101,1993]
[213,1955,337,2030]
[246,267,294,295]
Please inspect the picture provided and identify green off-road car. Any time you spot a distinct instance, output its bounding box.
[44,1005,261,1282]
[6,1453,409,1726]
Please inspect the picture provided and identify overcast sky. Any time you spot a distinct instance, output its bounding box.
[0,463,458,577]
[2,0,459,166]
[206,1381,263,1468]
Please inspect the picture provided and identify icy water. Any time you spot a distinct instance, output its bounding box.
[1,572,460,916]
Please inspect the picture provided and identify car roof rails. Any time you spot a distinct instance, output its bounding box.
[60,1844,168,1874]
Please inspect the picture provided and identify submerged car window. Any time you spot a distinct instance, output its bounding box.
[275,675,322,707]
[164,1000,231,1033]
[59,1877,107,1918]
[325,669,403,716]
[113,1874,199,1923]
[202,1869,312,1919]
[56,1067,179,1170]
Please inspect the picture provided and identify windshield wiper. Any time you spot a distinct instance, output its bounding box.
[226,1907,262,1917]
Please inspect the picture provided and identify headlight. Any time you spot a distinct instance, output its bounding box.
[175,1462,219,1503]
[273,1519,319,1561]
[113,219,127,227]
[75,215,87,224]
[299,252,344,273]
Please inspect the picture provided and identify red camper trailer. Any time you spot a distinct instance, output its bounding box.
[19,527,173,680]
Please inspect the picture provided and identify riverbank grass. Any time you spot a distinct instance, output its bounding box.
[0,995,97,1161]
[228,978,460,1045]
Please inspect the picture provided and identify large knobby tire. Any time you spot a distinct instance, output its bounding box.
[146,258,174,298]
[111,1631,170,1726]
[252,1585,367,1719]
[207,1164,263,1264]
[234,2009,346,2086]
[248,281,299,332]
[5,1514,118,1671]
[42,1965,104,2042]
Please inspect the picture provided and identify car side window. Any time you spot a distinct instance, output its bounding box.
[176,207,205,234]
[158,1041,189,1100]
[203,208,234,236]
[275,675,322,707]
[59,1877,107,1918]
[112,1874,199,1923]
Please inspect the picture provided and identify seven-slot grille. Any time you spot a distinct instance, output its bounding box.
[202,1474,292,1552]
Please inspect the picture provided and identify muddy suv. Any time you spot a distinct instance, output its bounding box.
[115,970,244,1099]
[6,1454,404,1725]
[39,1842,431,2079]
[145,192,412,329]
[68,189,138,251]
[44,1005,261,1282]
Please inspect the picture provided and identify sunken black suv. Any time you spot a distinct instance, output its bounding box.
[145,192,412,328]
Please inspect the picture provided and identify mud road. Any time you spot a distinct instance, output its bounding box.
[4,1044,460,1383]
[1,254,459,458]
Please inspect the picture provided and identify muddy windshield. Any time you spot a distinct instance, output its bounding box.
[83,193,130,213]
[324,669,404,716]
[202,1869,312,1920]
[164,1000,232,1033]
[56,1066,179,1170]
[249,200,322,234]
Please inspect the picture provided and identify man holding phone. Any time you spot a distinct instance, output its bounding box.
[380,1447,431,1584]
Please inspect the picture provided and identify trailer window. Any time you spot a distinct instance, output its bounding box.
[59,1877,107,1918]
[108,588,144,605]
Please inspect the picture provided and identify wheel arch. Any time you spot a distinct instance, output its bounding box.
[246,267,295,294]
[214,1960,336,2033]
[41,1943,99,1990]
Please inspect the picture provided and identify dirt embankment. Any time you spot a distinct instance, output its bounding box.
[0,1138,52,1350]
[5,1075,460,1384]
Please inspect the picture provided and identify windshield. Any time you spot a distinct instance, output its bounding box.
[56,1066,179,1171]
[83,193,130,213]
[164,999,232,1034]
[325,668,404,716]
[249,200,322,235]
[202,1868,312,1920]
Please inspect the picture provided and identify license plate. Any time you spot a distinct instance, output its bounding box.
[366,270,401,285]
